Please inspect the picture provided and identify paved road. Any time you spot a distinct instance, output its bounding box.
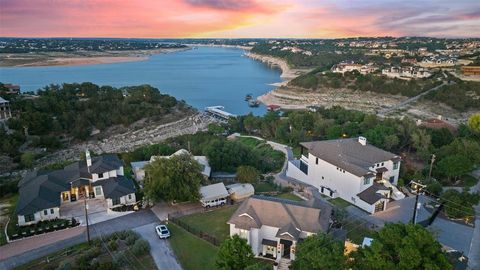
[134,223,182,270]
[468,170,480,270]
[0,209,159,270]
[378,81,449,115]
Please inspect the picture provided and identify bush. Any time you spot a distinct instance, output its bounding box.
[55,260,73,270]
[116,230,130,240]
[85,246,102,260]
[125,232,140,246]
[107,239,118,251]
[131,239,150,256]
[113,251,128,267]
[426,182,443,197]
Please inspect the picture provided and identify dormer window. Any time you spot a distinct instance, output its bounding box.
[98,173,104,178]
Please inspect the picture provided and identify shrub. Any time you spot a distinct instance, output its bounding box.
[131,239,150,256]
[107,239,118,251]
[125,231,140,246]
[113,251,128,267]
[85,246,102,260]
[55,260,73,270]
[426,182,443,197]
[116,230,130,240]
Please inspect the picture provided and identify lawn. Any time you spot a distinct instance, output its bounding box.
[177,205,239,241]
[254,181,278,193]
[329,197,352,209]
[236,136,265,147]
[0,194,18,245]
[169,223,218,270]
[275,192,303,201]
[169,224,272,270]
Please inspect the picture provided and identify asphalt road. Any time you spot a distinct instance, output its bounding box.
[134,223,182,270]
[0,209,159,270]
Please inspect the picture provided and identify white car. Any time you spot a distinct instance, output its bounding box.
[155,224,170,239]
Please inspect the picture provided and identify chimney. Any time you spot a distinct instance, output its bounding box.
[358,136,367,146]
[85,149,92,168]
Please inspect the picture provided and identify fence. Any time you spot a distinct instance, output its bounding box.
[168,215,221,246]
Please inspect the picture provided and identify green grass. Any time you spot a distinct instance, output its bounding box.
[462,174,479,187]
[236,137,264,148]
[1,194,18,245]
[275,192,303,201]
[254,181,278,193]
[169,223,219,270]
[329,197,352,209]
[178,206,239,241]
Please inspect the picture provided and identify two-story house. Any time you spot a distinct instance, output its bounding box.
[228,196,332,261]
[286,137,403,214]
[15,150,136,226]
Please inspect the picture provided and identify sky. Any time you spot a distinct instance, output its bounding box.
[1,0,479,38]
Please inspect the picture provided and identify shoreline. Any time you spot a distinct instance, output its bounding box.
[0,47,189,67]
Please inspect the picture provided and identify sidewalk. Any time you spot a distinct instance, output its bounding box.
[0,226,85,260]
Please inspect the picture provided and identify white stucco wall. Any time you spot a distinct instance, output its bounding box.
[106,193,136,208]
[92,169,120,182]
[18,207,60,226]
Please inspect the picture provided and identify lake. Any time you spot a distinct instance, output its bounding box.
[0,47,282,115]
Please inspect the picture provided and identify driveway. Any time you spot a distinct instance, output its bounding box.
[134,223,182,270]
[151,202,203,221]
[60,198,133,225]
[372,195,474,255]
[0,209,159,270]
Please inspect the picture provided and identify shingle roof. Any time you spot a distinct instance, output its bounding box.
[301,138,399,177]
[228,196,331,234]
[16,154,125,215]
[200,183,229,201]
[357,183,390,205]
[93,176,136,199]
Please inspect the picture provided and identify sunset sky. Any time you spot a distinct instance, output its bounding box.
[1,0,479,38]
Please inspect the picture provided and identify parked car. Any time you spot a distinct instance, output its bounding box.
[155,224,170,239]
[201,197,227,208]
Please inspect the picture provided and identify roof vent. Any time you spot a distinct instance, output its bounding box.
[358,136,367,146]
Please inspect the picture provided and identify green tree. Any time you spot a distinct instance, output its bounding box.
[436,154,473,183]
[441,190,479,220]
[468,113,480,133]
[411,129,432,159]
[143,153,202,202]
[350,223,452,270]
[215,235,255,270]
[20,152,35,168]
[236,165,260,184]
[291,234,346,270]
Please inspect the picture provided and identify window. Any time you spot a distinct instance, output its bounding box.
[381,162,384,166]
[98,173,104,178]
[43,209,48,215]
[25,214,35,222]
[393,162,399,170]
[389,176,395,183]
[321,176,324,180]
[315,158,318,165]
[128,194,132,200]
[112,197,121,206]
[50,209,54,214]
[238,229,248,239]
[363,178,371,185]
[94,186,102,196]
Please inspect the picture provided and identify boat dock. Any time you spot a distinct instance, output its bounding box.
[204,106,237,121]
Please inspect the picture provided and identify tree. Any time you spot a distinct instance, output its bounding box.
[350,223,452,270]
[441,190,479,220]
[236,165,260,184]
[411,129,432,159]
[143,153,203,202]
[215,235,255,270]
[468,113,480,133]
[291,234,346,270]
[20,152,35,168]
[436,154,473,183]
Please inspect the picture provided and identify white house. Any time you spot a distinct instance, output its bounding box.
[286,137,403,214]
[331,62,377,75]
[382,66,432,79]
[16,151,136,226]
[228,196,332,261]
[131,149,211,181]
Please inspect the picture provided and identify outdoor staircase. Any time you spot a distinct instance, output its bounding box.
[382,180,406,200]
[278,258,291,270]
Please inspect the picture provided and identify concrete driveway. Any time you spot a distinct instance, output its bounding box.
[134,223,182,270]
[60,198,133,225]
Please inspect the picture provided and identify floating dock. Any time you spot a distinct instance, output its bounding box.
[204,106,237,121]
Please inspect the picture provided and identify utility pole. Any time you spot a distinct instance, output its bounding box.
[412,184,421,224]
[428,154,436,181]
[84,196,90,245]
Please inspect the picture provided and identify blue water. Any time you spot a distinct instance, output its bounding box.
[0,47,282,115]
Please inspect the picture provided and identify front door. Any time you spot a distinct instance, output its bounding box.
[280,239,292,258]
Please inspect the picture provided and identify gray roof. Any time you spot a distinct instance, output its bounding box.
[301,138,399,177]
[357,183,390,205]
[228,195,331,235]
[16,154,125,215]
[93,176,136,199]
[276,222,301,241]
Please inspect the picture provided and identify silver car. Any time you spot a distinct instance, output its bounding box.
[155,224,170,239]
